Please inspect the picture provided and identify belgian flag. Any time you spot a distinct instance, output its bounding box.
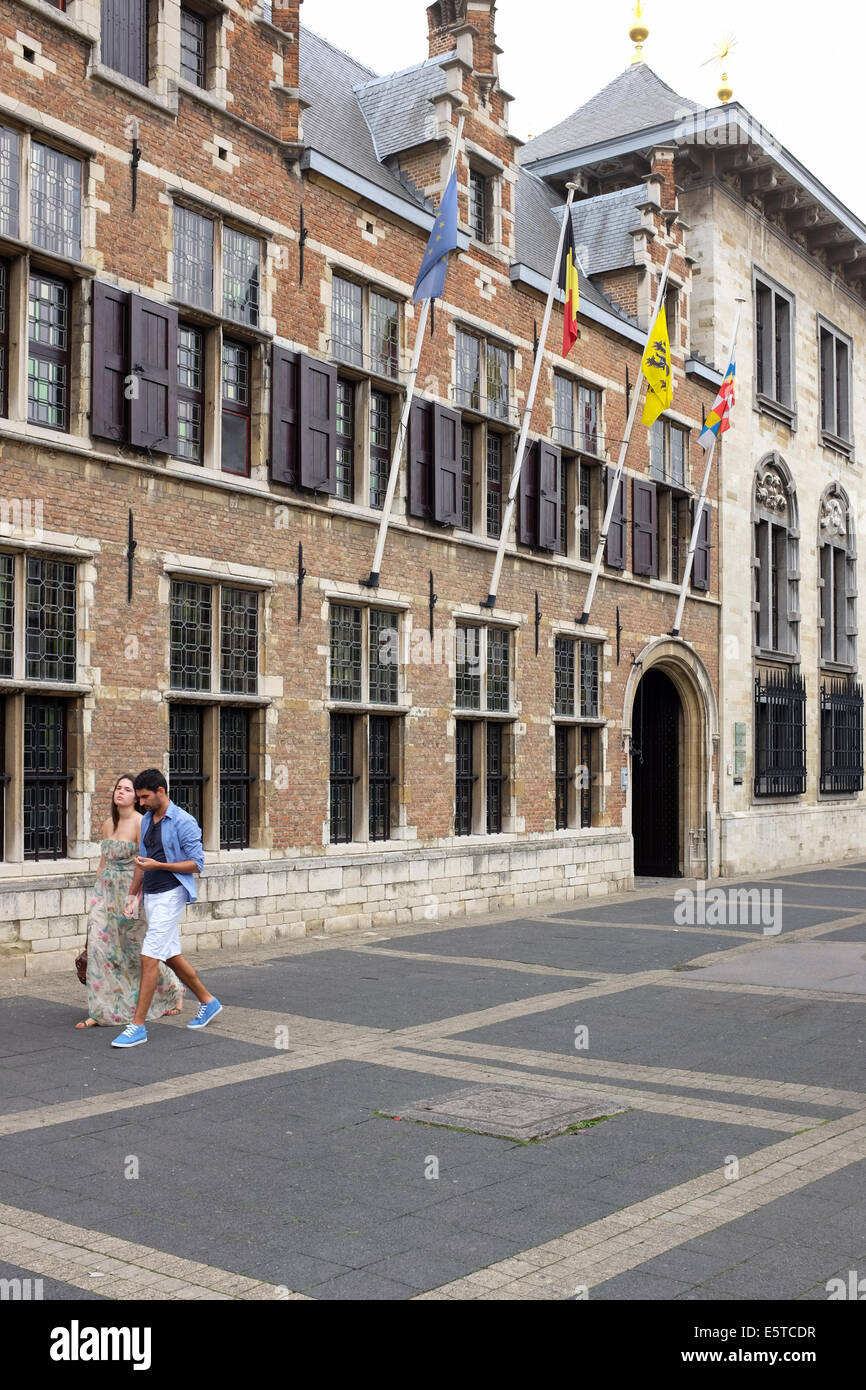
[560,213,580,357]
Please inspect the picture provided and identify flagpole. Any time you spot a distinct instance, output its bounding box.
[361,115,465,589]
[670,297,744,638]
[481,182,579,610]
[578,248,672,626]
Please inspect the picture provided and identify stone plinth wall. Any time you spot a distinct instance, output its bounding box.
[0,833,633,978]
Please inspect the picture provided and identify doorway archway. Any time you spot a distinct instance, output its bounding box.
[632,669,681,877]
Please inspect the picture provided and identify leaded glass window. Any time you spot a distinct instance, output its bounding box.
[456,331,480,410]
[169,704,205,825]
[580,642,599,718]
[28,274,69,429]
[180,8,206,87]
[330,605,362,701]
[30,143,81,260]
[486,343,510,420]
[336,379,355,502]
[555,374,573,447]
[221,339,250,476]
[174,206,214,310]
[370,292,399,379]
[0,126,19,239]
[329,713,354,843]
[369,715,392,841]
[486,721,504,833]
[223,227,259,326]
[579,385,600,455]
[170,579,212,691]
[469,170,488,243]
[220,707,251,849]
[177,324,204,463]
[369,390,390,509]
[579,467,591,561]
[25,557,76,681]
[369,608,398,705]
[0,552,13,678]
[555,725,572,830]
[460,423,473,532]
[455,719,474,836]
[23,696,67,860]
[0,259,9,419]
[486,432,502,538]
[456,625,481,709]
[332,276,363,366]
[555,637,575,717]
[220,587,258,694]
[487,628,510,712]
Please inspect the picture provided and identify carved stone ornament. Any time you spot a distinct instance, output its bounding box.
[755,467,788,515]
[820,494,847,539]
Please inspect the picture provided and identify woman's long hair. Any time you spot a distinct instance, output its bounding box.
[110,774,139,831]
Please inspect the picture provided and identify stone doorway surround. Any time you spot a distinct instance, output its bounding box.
[623,638,719,880]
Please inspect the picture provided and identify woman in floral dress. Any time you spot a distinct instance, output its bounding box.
[75,775,184,1028]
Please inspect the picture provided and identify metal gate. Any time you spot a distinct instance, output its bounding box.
[632,669,681,878]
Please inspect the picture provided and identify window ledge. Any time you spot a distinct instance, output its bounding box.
[452,709,515,722]
[820,430,854,459]
[552,716,606,728]
[0,232,94,277]
[6,0,97,46]
[0,679,91,696]
[176,79,229,115]
[87,62,178,116]
[162,562,274,588]
[820,663,858,678]
[169,300,272,343]
[331,357,405,392]
[754,649,799,666]
[327,701,410,716]
[163,691,269,706]
[755,393,796,428]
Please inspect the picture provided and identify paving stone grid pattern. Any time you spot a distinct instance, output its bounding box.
[2,860,866,1301]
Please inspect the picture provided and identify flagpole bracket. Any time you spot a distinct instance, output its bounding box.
[360,572,380,590]
[480,594,497,611]
[577,612,589,626]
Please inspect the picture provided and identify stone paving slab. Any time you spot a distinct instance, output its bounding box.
[690,943,866,995]
[552,900,847,930]
[371,921,753,974]
[201,951,593,1029]
[453,986,866,1091]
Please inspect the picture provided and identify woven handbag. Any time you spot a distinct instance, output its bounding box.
[75,943,87,985]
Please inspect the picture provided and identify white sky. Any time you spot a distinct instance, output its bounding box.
[300,0,866,222]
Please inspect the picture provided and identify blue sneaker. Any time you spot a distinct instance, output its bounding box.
[187,998,222,1029]
[111,1023,147,1048]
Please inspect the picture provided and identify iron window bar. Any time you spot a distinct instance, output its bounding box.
[820,676,864,794]
[754,670,807,797]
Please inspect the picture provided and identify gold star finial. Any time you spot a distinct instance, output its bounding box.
[630,2,649,65]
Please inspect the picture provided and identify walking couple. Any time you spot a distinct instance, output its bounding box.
[77,769,222,1047]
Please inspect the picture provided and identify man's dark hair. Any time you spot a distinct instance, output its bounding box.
[134,768,168,794]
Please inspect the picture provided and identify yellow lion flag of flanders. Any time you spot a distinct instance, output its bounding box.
[641,304,673,427]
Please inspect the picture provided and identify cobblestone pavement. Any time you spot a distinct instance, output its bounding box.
[2,860,866,1301]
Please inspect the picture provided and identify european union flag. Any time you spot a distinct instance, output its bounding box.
[413,169,459,303]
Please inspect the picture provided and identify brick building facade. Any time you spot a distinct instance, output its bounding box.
[0,0,722,977]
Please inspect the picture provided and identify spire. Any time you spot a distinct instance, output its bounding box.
[630,2,649,65]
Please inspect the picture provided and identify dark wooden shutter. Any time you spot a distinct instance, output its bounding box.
[91,281,130,442]
[433,404,461,526]
[299,354,337,493]
[605,467,626,570]
[692,501,712,591]
[632,478,658,578]
[129,294,177,453]
[270,346,299,485]
[408,400,434,519]
[537,440,562,552]
[102,0,148,85]
[518,442,540,546]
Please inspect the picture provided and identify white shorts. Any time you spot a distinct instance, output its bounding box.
[142,886,187,961]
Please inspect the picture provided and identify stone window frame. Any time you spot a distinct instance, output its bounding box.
[463,145,504,252]
[752,451,801,662]
[325,266,405,513]
[817,314,854,458]
[551,629,606,832]
[452,617,517,838]
[818,483,858,673]
[0,539,94,866]
[0,119,94,444]
[82,0,229,112]
[163,564,271,855]
[752,265,797,428]
[324,595,410,848]
[647,418,693,584]
[553,372,606,560]
[169,198,271,481]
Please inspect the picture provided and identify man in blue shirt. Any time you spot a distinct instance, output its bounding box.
[111,769,222,1048]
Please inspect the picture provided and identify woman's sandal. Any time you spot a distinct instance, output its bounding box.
[75,1018,97,1029]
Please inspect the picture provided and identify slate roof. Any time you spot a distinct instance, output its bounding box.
[300,28,432,211]
[521,63,700,166]
[570,185,645,275]
[513,170,627,319]
[354,54,454,161]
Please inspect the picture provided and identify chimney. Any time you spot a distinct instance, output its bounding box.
[427,1,497,72]
[271,0,303,145]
